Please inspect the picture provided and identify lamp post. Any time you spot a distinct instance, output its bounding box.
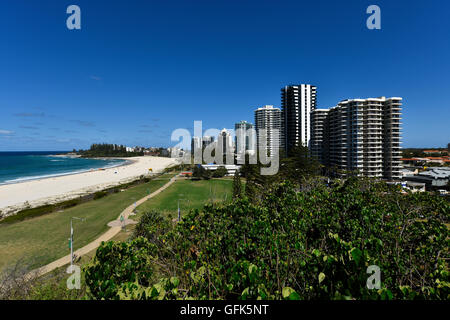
[131,196,137,214]
[69,217,85,271]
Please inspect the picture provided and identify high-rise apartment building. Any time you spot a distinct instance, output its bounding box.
[254,105,283,156]
[191,136,214,150]
[310,109,329,164]
[281,84,317,153]
[202,136,214,149]
[234,120,255,154]
[311,96,402,180]
[382,98,403,180]
[191,136,202,152]
[217,128,233,156]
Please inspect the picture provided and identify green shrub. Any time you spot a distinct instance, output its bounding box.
[232,170,242,200]
[212,166,228,178]
[192,165,211,180]
[84,178,450,300]
[132,211,172,243]
[84,238,156,300]
[0,204,56,224]
[93,191,107,200]
[59,198,81,209]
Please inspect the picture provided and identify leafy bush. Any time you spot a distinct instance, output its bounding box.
[85,178,449,300]
[60,198,81,209]
[84,238,156,299]
[0,204,56,224]
[132,211,172,243]
[93,191,107,200]
[212,166,228,178]
[232,170,242,200]
[192,165,211,180]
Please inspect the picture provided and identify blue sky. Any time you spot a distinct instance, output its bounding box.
[0,0,449,151]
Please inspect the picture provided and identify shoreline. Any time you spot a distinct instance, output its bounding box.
[0,157,132,187]
[0,156,179,218]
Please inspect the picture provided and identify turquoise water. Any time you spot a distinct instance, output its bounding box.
[0,152,126,185]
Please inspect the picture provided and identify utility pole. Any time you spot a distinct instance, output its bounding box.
[69,217,85,271]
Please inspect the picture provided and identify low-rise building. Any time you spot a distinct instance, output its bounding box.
[201,164,241,176]
[423,149,449,155]
[401,156,450,165]
[404,181,426,193]
[400,168,418,177]
[403,167,450,190]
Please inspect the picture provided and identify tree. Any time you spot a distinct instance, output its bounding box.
[279,145,320,182]
[212,166,228,178]
[241,161,262,201]
[192,165,203,180]
[232,170,242,200]
[83,237,155,299]
[78,143,143,158]
[192,165,211,180]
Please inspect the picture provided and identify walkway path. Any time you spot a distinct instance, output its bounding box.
[25,174,179,280]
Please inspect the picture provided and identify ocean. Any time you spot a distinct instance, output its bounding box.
[0,152,126,185]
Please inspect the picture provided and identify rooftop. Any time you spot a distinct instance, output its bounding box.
[255,105,280,111]
[418,167,450,179]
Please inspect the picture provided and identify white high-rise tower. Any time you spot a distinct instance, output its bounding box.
[254,105,283,156]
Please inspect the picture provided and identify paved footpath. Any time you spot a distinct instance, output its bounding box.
[25,174,179,280]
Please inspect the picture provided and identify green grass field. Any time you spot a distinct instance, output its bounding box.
[0,174,175,272]
[0,176,235,299]
[134,178,233,220]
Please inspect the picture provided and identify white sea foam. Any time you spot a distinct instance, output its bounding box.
[0,160,126,185]
[0,156,178,214]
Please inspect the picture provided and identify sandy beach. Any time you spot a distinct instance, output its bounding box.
[0,156,179,218]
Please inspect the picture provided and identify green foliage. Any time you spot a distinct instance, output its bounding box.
[27,272,88,300]
[240,160,266,203]
[132,211,172,243]
[93,191,107,200]
[192,165,211,180]
[84,238,156,299]
[0,204,56,224]
[0,198,81,225]
[163,163,192,173]
[212,166,228,178]
[232,170,242,200]
[240,146,322,203]
[78,143,143,157]
[279,146,321,182]
[84,177,449,300]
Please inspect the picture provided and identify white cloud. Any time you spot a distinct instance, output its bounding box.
[0,129,13,135]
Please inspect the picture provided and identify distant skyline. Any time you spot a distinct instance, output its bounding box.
[0,0,449,151]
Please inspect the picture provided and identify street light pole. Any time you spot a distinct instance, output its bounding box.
[69,217,85,271]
